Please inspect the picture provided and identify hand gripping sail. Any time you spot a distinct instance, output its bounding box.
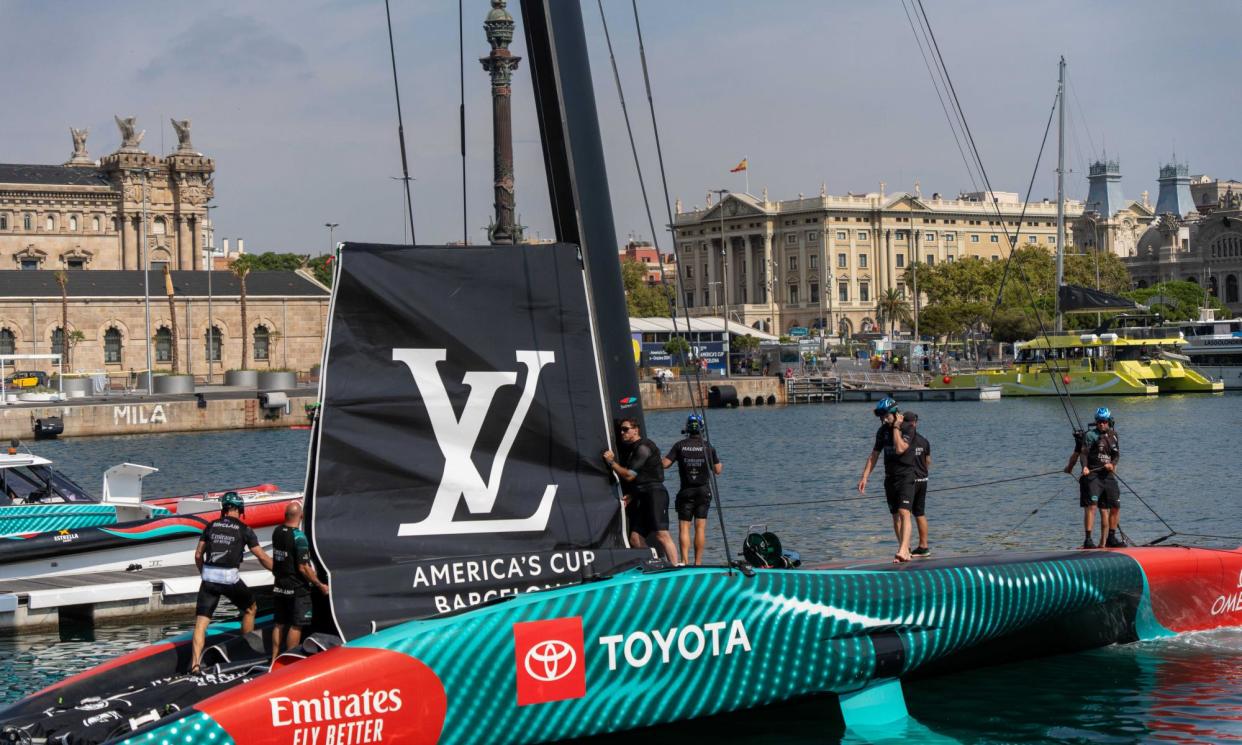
[307,243,648,639]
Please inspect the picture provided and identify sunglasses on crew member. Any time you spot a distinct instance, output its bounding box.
[619,426,635,432]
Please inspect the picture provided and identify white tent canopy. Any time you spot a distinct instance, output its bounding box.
[629,317,779,341]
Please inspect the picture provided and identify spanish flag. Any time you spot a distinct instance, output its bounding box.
[730,158,748,173]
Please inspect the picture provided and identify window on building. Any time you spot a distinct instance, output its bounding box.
[808,231,818,242]
[788,285,799,304]
[104,328,122,364]
[859,253,868,268]
[859,282,870,303]
[809,254,818,270]
[896,254,905,268]
[839,282,849,302]
[786,234,797,245]
[1027,235,1037,244]
[45,215,55,231]
[205,326,222,362]
[702,290,710,306]
[684,292,694,308]
[154,327,172,363]
[945,232,956,241]
[153,217,167,235]
[947,255,955,263]
[837,253,847,268]
[92,216,100,232]
[836,231,847,241]
[991,255,1000,262]
[927,255,936,266]
[23,214,32,231]
[0,329,14,356]
[895,230,907,240]
[150,260,169,273]
[971,234,980,243]
[69,215,78,231]
[254,325,271,361]
[1049,236,1057,244]
[19,259,38,271]
[810,283,819,303]
[788,256,798,271]
[66,259,85,270]
[925,232,935,242]
[685,265,693,278]
[857,230,869,241]
[990,235,999,243]
[0,214,7,230]
[1008,235,1017,246]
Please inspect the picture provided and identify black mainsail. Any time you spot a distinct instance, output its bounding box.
[308,243,648,639]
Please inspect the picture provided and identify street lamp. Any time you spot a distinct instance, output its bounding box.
[710,189,730,373]
[324,223,340,255]
[136,167,155,395]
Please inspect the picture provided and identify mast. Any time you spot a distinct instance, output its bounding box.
[1054,56,1066,332]
[521,0,644,429]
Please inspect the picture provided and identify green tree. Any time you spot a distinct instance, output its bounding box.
[875,288,912,336]
[1124,280,1223,322]
[663,335,690,366]
[307,255,334,287]
[733,334,760,355]
[989,306,1040,345]
[621,259,674,317]
[54,270,72,370]
[1064,250,1131,295]
[230,254,257,368]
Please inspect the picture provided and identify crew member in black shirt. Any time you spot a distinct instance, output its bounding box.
[190,492,274,672]
[906,412,933,556]
[857,398,917,562]
[1081,407,1124,548]
[603,418,681,564]
[662,414,723,566]
[270,501,328,666]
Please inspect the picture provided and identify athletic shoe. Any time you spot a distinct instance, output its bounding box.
[1105,535,1126,548]
[911,546,930,556]
[1082,537,1096,549]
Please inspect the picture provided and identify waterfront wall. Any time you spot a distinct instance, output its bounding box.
[0,395,315,439]
[640,377,784,410]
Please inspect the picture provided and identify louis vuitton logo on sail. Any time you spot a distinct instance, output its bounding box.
[392,349,557,536]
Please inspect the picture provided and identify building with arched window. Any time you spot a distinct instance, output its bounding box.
[1124,200,1242,316]
[154,327,172,363]
[0,116,214,271]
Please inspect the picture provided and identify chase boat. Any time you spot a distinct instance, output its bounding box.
[1,4,1239,744]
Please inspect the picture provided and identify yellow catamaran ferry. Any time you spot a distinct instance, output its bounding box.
[931,318,1223,396]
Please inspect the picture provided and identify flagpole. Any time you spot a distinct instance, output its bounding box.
[744,155,749,195]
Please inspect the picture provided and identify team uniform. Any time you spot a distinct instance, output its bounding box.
[271,524,314,628]
[1082,428,1120,509]
[665,435,720,521]
[195,515,259,618]
[622,437,670,536]
[875,423,918,514]
[911,433,931,518]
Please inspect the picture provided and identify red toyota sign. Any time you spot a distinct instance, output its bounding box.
[513,617,586,706]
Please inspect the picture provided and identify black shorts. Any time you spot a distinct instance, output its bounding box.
[1078,474,1094,507]
[626,485,670,536]
[884,473,915,514]
[1087,473,1120,509]
[195,579,255,618]
[912,478,928,517]
[273,587,313,627]
[675,486,712,521]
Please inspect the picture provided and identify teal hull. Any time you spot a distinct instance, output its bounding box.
[0,503,171,538]
[122,546,1242,745]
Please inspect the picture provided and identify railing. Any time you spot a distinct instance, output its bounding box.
[835,368,926,390]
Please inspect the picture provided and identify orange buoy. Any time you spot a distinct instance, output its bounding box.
[1062,375,1071,385]
[942,375,952,384]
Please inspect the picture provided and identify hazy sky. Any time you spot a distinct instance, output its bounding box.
[3,1,1240,253]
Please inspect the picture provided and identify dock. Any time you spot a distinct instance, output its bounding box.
[784,368,1001,404]
[0,558,273,632]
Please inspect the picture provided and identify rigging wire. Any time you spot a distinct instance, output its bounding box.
[459,0,468,244]
[383,0,417,244]
[989,483,1070,549]
[617,0,737,567]
[731,469,1067,511]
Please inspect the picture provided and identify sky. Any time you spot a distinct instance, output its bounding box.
[3,0,1240,254]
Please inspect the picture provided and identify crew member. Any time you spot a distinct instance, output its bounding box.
[190,492,273,673]
[906,412,932,556]
[1065,428,1101,548]
[604,419,681,564]
[270,501,328,667]
[857,398,917,562]
[1081,407,1124,548]
[662,414,723,566]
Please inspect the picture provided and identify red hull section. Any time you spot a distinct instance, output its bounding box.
[1118,546,1242,633]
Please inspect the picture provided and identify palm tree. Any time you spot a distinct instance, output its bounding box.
[229,255,256,368]
[54,269,70,370]
[876,288,912,337]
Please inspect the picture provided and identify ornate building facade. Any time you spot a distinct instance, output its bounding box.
[0,116,214,271]
[672,187,1082,335]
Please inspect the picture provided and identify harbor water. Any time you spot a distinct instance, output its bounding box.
[2,394,1241,742]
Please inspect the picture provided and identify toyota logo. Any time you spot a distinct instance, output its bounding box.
[524,639,577,682]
